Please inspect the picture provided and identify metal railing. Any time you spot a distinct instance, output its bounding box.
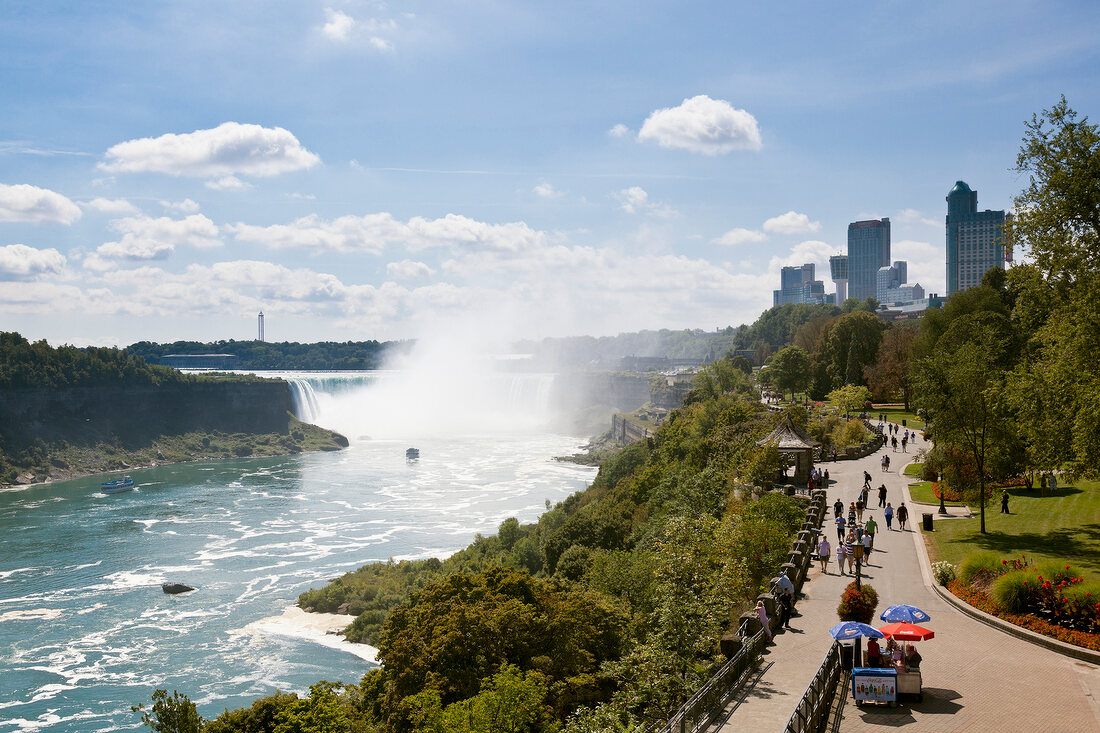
[653,628,765,733]
[783,640,844,733]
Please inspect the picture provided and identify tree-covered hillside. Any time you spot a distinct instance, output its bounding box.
[126,338,405,371]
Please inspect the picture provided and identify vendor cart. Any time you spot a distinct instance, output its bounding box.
[851,667,897,707]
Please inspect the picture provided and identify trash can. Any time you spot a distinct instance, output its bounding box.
[922,513,934,531]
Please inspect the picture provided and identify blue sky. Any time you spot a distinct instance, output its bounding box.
[1,1,1098,347]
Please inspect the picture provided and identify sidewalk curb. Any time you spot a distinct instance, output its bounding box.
[927,580,1100,667]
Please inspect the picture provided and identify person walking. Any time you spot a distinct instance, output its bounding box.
[862,531,873,564]
[897,502,909,531]
[902,436,908,452]
[861,485,870,508]
[878,484,887,507]
[865,516,878,550]
[818,535,831,573]
[834,498,844,519]
[856,497,865,523]
[824,469,830,485]
[836,540,847,575]
[1001,490,1010,514]
[884,502,894,530]
[836,513,847,541]
[845,532,858,574]
[863,471,872,490]
[891,435,898,451]
[885,455,890,471]
[881,454,887,472]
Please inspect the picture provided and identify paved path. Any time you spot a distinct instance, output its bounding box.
[712,425,1100,733]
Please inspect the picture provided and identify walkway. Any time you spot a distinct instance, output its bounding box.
[711,426,1100,732]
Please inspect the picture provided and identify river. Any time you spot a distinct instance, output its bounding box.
[0,371,597,731]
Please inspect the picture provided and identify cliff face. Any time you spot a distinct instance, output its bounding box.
[0,381,296,449]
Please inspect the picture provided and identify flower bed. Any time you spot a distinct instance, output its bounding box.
[947,580,1100,651]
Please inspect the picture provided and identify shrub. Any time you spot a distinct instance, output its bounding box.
[1060,581,1100,634]
[991,569,1034,613]
[957,551,1005,586]
[1034,559,1083,587]
[837,582,879,623]
[932,561,956,586]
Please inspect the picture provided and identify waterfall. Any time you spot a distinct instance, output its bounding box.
[286,379,321,423]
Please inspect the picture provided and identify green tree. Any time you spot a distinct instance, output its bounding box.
[133,689,204,733]
[863,322,918,408]
[914,313,1016,533]
[769,346,811,401]
[816,311,884,391]
[827,385,872,417]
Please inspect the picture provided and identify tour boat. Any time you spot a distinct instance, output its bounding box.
[101,476,135,494]
[406,448,420,460]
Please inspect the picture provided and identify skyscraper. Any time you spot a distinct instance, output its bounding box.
[829,254,849,304]
[773,263,830,306]
[945,181,1007,295]
[876,260,907,304]
[847,218,890,302]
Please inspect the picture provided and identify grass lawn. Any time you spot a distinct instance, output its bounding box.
[870,404,925,430]
[904,462,923,477]
[908,480,967,507]
[922,480,1100,584]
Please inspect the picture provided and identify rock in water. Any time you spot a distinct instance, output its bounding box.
[162,582,195,594]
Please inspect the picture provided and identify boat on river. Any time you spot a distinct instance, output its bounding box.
[101,476,135,494]
[406,448,420,460]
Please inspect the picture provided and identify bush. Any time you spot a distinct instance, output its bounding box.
[837,582,879,623]
[932,561,956,586]
[1060,581,1100,633]
[1035,559,1083,587]
[991,569,1034,613]
[957,551,1005,586]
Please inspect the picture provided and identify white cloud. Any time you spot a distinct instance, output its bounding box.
[0,183,81,224]
[322,8,355,40]
[84,197,139,215]
[608,123,631,138]
[893,239,947,295]
[100,122,321,178]
[615,186,677,217]
[230,212,544,254]
[533,182,562,199]
[205,175,252,191]
[85,214,222,270]
[896,208,940,228]
[368,37,394,52]
[0,244,66,280]
[714,227,766,246]
[160,198,200,213]
[387,259,434,280]
[637,95,762,155]
[769,240,834,275]
[762,210,821,235]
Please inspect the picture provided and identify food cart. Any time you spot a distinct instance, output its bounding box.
[878,621,933,702]
[852,667,897,706]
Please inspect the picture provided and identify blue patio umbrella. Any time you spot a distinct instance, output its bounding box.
[828,621,885,640]
[880,604,931,624]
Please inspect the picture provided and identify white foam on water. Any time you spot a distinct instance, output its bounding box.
[235,606,378,664]
[0,608,62,622]
[0,567,37,580]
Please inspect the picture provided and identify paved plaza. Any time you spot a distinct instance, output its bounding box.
[711,427,1100,732]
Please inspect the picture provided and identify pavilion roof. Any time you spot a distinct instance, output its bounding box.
[756,416,821,450]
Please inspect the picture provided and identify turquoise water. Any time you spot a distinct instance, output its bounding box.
[0,433,596,731]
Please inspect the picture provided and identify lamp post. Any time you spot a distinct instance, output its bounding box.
[938,471,948,516]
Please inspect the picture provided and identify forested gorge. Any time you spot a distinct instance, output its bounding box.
[166,358,803,732]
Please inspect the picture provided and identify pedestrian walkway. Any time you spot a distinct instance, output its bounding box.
[710,422,1100,732]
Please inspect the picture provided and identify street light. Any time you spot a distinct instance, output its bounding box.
[938,471,948,516]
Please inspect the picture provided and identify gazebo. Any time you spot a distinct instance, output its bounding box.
[756,416,820,485]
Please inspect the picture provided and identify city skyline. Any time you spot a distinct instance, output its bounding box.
[1,2,1098,347]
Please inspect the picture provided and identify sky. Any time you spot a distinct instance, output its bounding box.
[1,1,1098,348]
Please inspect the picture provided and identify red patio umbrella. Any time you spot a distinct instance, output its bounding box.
[878,622,935,641]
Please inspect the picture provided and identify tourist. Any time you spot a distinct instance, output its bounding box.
[861,485,870,508]
[834,498,844,519]
[756,600,772,642]
[848,502,857,528]
[897,502,909,531]
[863,470,872,489]
[846,531,860,573]
[856,497,864,523]
[824,469,830,485]
[779,588,794,629]
[862,529,873,562]
[901,436,908,452]
[1001,490,1010,514]
[884,455,890,471]
[891,435,898,451]
[836,540,847,575]
[865,515,878,550]
[881,454,888,472]
[884,502,894,530]
[866,637,882,667]
[818,535,831,573]
[878,484,887,507]
[836,513,847,540]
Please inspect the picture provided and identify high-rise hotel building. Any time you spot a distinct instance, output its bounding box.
[847,218,891,302]
[946,181,1008,295]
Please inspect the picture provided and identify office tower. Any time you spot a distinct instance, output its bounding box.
[945,181,1008,294]
[829,254,849,304]
[847,218,891,301]
[876,261,908,304]
[773,263,829,306]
